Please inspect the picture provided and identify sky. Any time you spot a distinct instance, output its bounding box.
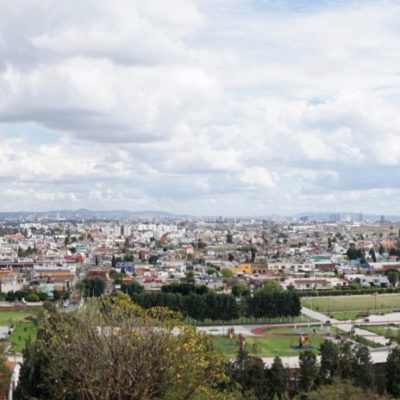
[1,0,400,216]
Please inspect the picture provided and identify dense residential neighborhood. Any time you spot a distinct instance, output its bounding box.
[0,215,399,304]
[0,214,399,397]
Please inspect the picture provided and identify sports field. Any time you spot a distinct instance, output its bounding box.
[212,327,327,357]
[302,294,400,315]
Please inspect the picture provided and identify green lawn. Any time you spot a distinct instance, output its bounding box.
[212,332,326,357]
[0,310,35,326]
[302,294,400,315]
[359,325,400,338]
[9,321,38,353]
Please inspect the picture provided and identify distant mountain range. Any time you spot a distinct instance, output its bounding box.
[0,208,182,221]
[0,209,399,222]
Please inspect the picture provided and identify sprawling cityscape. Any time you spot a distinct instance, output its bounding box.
[0,212,399,398]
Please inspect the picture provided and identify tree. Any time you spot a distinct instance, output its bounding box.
[0,344,11,397]
[226,232,233,244]
[231,283,250,298]
[369,248,377,263]
[303,378,389,400]
[148,255,159,265]
[337,340,354,380]
[268,356,287,399]
[378,244,385,255]
[319,341,339,383]
[251,248,257,263]
[121,281,144,297]
[353,345,374,389]
[346,244,359,260]
[221,268,233,279]
[81,278,106,298]
[298,350,318,393]
[228,348,268,399]
[386,346,400,397]
[386,270,399,287]
[26,293,39,302]
[16,295,237,400]
[111,254,116,269]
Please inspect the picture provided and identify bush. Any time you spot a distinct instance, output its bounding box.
[25,293,40,302]
[5,291,15,302]
[38,292,48,301]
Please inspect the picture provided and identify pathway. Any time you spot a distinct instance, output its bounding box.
[301,307,389,346]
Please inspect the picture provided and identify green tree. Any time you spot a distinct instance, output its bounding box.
[26,293,39,302]
[228,348,268,399]
[353,345,374,389]
[386,270,399,287]
[16,296,238,400]
[231,283,250,298]
[298,350,318,393]
[221,268,233,278]
[81,278,106,298]
[319,340,339,383]
[369,248,377,262]
[386,346,400,397]
[268,356,287,399]
[338,340,354,380]
[303,378,389,400]
[121,281,144,297]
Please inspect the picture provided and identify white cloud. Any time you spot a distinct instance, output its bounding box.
[0,0,400,214]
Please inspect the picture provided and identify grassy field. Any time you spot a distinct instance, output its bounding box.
[359,325,400,339]
[9,321,38,353]
[212,329,327,357]
[0,310,35,326]
[302,294,400,315]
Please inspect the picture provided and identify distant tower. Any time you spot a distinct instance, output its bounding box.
[380,215,385,224]
[359,213,363,222]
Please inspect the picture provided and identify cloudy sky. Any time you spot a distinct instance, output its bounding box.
[1,0,400,215]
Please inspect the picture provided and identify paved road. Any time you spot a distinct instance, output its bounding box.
[261,348,391,369]
[197,325,262,336]
[301,307,389,346]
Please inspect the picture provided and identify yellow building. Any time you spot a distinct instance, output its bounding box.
[233,262,268,275]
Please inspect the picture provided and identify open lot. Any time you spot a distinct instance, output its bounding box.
[302,294,400,318]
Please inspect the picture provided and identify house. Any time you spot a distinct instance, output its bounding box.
[291,279,332,291]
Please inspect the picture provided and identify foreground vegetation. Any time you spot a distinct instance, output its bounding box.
[12,294,400,399]
[15,295,241,400]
